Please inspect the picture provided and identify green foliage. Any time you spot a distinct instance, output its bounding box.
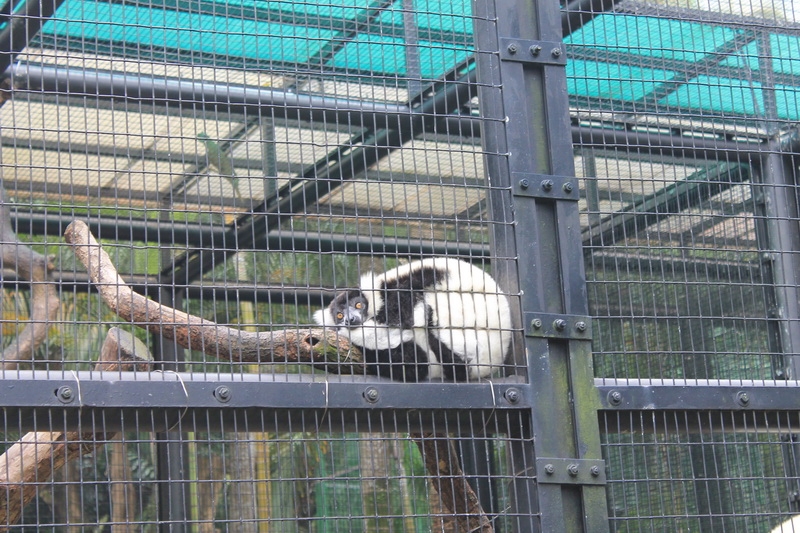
[590,269,772,381]
[603,430,791,533]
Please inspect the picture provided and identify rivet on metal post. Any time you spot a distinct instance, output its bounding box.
[736,391,750,406]
[507,42,519,54]
[567,464,579,477]
[541,179,554,192]
[214,385,232,403]
[544,464,555,475]
[504,387,521,404]
[56,386,74,404]
[553,319,567,331]
[551,47,562,58]
[608,390,623,406]
[364,386,379,403]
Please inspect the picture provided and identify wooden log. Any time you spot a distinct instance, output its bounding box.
[64,220,364,374]
[0,189,60,369]
[414,433,495,533]
[0,327,151,527]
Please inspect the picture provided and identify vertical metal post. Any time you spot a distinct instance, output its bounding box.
[753,153,800,510]
[401,0,423,99]
[758,153,800,369]
[154,287,190,533]
[473,0,609,531]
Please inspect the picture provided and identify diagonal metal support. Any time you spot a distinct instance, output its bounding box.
[161,70,475,286]
[582,162,751,250]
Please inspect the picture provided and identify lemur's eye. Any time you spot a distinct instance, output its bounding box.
[355,302,363,309]
[336,312,344,320]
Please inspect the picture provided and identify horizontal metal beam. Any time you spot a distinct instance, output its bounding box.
[0,270,331,306]
[0,371,529,433]
[442,115,794,160]
[16,212,488,256]
[571,125,792,160]
[13,63,429,131]
[17,64,796,165]
[7,374,800,434]
[597,378,800,411]
[587,251,761,283]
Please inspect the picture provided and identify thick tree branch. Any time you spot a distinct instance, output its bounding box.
[63,220,364,374]
[0,189,60,370]
[414,434,495,533]
[0,328,151,527]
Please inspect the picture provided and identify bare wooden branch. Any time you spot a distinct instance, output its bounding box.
[63,219,364,374]
[0,327,152,528]
[413,434,495,533]
[0,189,60,370]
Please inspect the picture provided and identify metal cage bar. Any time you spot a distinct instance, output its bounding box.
[472,0,609,531]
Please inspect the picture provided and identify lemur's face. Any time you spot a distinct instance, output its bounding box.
[331,290,369,326]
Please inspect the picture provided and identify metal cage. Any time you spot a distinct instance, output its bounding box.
[0,0,797,531]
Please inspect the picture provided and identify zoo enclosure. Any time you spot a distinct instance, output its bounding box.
[0,0,797,531]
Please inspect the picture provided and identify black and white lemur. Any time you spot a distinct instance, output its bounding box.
[313,258,513,382]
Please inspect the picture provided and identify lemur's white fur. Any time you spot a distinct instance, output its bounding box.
[314,258,513,380]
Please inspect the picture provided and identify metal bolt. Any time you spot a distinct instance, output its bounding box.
[531,318,543,329]
[551,47,562,58]
[575,321,587,332]
[214,386,232,403]
[608,390,623,406]
[562,181,574,193]
[504,387,521,404]
[736,391,750,406]
[567,464,579,477]
[519,178,529,189]
[553,319,567,331]
[56,386,74,403]
[529,45,542,56]
[364,386,379,403]
[541,179,554,192]
[590,466,601,477]
[544,464,555,475]
[507,43,519,54]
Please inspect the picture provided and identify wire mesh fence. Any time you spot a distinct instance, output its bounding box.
[601,410,800,533]
[2,408,538,531]
[1,0,531,530]
[0,0,797,531]
[569,0,800,531]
